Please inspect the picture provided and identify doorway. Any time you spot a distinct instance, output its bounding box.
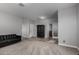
[49,24,52,38]
[37,25,45,38]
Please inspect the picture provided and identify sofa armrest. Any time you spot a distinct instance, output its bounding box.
[16,35,21,40]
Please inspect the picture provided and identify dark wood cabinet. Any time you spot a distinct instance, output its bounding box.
[37,25,45,38]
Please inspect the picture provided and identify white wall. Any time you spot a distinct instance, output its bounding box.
[58,6,77,47]
[22,19,36,38]
[22,23,30,38]
[77,4,79,48]
[52,22,58,34]
[51,18,58,35]
[0,12,22,35]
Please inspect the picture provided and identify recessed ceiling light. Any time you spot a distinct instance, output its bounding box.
[40,16,46,19]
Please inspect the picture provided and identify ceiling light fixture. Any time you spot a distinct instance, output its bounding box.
[18,3,25,7]
[40,16,46,19]
[18,3,31,7]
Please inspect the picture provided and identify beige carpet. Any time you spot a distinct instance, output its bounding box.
[0,38,78,55]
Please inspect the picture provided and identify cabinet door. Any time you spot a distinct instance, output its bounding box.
[37,25,45,38]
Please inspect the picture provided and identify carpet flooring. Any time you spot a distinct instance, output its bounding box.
[0,38,79,55]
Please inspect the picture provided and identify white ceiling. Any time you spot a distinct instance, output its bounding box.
[0,3,77,20]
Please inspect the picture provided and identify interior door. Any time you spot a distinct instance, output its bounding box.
[37,25,45,38]
[22,24,29,38]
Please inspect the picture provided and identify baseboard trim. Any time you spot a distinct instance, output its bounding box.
[59,43,78,49]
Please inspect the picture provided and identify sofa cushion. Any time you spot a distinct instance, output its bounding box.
[12,34,16,38]
[7,35,12,39]
[0,40,7,44]
[4,35,7,40]
[1,36,5,40]
[0,37,3,41]
[7,39,17,42]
